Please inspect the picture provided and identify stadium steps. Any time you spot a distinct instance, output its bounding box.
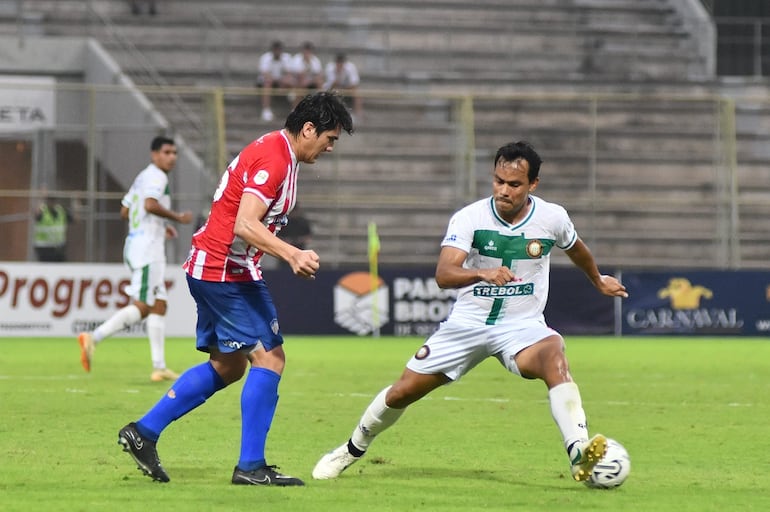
[8,0,767,269]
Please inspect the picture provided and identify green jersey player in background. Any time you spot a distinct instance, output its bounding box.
[78,136,193,381]
[312,140,628,483]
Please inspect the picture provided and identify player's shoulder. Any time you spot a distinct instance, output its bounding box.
[241,131,289,160]
[530,195,570,220]
[530,194,565,210]
[236,132,292,174]
[457,197,493,216]
[447,197,492,227]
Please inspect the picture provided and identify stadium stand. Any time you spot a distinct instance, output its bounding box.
[1,0,768,269]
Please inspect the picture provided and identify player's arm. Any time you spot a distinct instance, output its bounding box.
[435,246,514,288]
[120,205,129,220]
[234,192,319,279]
[564,238,628,297]
[144,197,193,224]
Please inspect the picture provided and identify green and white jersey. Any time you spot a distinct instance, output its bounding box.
[122,164,171,268]
[441,195,577,326]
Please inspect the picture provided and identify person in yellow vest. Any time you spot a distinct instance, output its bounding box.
[34,199,72,262]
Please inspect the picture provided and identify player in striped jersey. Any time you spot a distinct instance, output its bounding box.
[117,92,353,486]
[313,141,628,483]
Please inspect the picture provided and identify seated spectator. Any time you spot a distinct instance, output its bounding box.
[290,41,324,105]
[256,40,296,122]
[324,53,363,122]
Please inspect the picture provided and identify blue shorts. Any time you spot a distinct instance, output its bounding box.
[186,275,284,354]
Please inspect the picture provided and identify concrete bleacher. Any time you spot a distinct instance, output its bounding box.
[3,0,767,269]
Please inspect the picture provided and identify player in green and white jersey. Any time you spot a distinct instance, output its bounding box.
[78,136,192,381]
[313,141,628,483]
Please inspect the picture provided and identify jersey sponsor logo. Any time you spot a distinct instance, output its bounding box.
[254,170,269,185]
[474,230,555,260]
[473,283,534,297]
[443,234,457,243]
[222,339,247,350]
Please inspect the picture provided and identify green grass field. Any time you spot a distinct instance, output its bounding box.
[1,335,769,511]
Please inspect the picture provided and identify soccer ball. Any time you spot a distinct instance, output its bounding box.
[584,438,631,489]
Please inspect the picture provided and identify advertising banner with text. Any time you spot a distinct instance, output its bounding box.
[0,263,196,337]
[0,263,614,337]
[0,76,56,132]
[621,270,770,336]
[268,266,614,336]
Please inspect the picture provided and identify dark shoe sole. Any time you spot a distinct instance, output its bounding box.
[118,431,170,483]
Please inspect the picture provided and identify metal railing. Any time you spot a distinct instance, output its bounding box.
[714,16,770,77]
[2,83,765,270]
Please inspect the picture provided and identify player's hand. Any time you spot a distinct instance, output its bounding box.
[478,266,516,286]
[597,275,628,298]
[289,249,320,280]
[176,211,194,224]
[165,225,178,239]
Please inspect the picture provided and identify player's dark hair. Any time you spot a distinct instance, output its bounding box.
[494,140,543,181]
[284,91,354,136]
[151,136,175,151]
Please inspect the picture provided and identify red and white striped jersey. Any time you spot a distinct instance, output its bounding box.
[184,130,298,282]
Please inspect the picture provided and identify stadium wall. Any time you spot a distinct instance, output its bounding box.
[2,262,768,338]
[0,35,209,262]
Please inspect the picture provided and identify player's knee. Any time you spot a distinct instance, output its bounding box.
[211,357,249,385]
[134,301,151,318]
[150,301,167,316]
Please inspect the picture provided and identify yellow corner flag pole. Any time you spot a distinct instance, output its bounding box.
[368,221,381,337]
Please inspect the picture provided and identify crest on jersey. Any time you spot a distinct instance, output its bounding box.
[526,239,543,258]
[414,345,430,360]
[254,170,269,185]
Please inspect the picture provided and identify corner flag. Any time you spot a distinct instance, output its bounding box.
[368,221,381,337]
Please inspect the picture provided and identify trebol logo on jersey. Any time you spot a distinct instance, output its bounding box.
[333,271,389,335]
[485,240,497,252]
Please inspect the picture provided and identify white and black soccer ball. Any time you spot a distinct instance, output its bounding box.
[584,438,631,489]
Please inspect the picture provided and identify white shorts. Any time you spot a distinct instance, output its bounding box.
[406,317,559,381]
[124,260,167,306]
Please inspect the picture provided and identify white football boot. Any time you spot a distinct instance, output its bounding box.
[569,434,608,481]
[312,443,362,480]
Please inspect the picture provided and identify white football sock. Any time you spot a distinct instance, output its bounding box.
[549,381,590,451]
[350,385,405,452]
[93,304,142,343]
[146,313,166,370]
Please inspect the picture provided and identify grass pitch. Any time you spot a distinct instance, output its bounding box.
[1,335,768,511]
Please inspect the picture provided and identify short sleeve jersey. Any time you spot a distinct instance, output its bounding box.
[259,51,293,78]
[441,195,578,326]
[291,53,322,76]
[184,130,298,282]
[323,61,360,89]
[122,164,170,268]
